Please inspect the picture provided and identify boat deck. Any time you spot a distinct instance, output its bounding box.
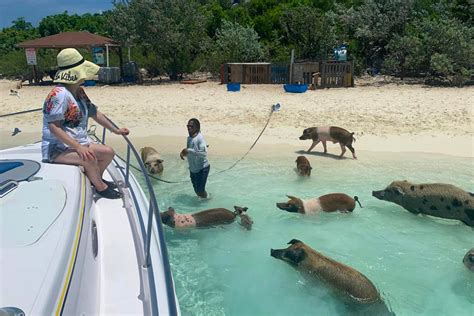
[0,143,155,315]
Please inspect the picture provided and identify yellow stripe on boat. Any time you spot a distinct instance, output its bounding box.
[55,173,86,315]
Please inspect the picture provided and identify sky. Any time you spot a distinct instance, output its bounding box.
[0,0,115,29]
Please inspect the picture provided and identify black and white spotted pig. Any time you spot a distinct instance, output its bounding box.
[372,181,474,227]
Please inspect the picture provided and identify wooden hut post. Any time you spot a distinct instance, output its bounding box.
[105,44,110,67]
[289,49,295,84]
[118,46,124,80]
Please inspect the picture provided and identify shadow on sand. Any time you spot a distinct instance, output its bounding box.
[294,150,348,160]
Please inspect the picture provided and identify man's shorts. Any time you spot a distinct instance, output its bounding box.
[190,165,210,194]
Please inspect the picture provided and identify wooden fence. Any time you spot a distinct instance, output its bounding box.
[244,64,270,84]
[229,64,244,83]
[318,61,353,88]
[293,62,320,84]
[223,63,271,84]
[270,64,289,84]
[221,61,353,88]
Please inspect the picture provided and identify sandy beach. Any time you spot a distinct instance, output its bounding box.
[0,78,472,158]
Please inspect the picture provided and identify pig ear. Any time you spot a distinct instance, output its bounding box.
[394,186,405,196]
[158,159,164,163]
[286,195,298,200]
[167,207,176,214]
[288,239,302,245]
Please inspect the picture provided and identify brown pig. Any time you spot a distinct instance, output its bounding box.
[271,239,394,315]
[160,206,253,230]
[299,126,357,159]
[295,155,312,176]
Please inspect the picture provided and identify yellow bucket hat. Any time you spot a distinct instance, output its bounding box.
[54,48,100,84]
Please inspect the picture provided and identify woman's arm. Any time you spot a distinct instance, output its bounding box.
[91,110,130,136]
[48,121,96,160]
[78,88,129,136]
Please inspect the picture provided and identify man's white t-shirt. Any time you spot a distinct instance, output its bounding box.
[186,132,209,173]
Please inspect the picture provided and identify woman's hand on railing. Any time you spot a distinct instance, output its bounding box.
[112,127,130,136]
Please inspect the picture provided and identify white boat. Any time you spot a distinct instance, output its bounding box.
[0,130,180,315]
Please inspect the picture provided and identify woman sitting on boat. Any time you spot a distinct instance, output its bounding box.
[42,48,129,199]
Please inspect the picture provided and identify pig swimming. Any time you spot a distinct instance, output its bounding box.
[271,239,394,315]
[160,206,253,230]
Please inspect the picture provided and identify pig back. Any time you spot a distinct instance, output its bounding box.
[296,156,310,165]
[329,126,354,144]
[302,250,381,304]
[193,208,236,227]
[319,193,355,212]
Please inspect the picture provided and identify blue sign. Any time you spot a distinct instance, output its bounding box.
[334,44,347,61]
[92,47,104,65]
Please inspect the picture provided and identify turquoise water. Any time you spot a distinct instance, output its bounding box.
[139,150,473,316]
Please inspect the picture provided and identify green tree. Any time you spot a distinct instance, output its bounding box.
[382,35,423,79]
[208,19,265,70]
[0,18,38,55]
[38,12,80,36]
[38,12,109,37]
[280,5,337,60]
[385,17,473,85]
[108,0,210,80]
[10,17,34,31]
[338,0,416,70]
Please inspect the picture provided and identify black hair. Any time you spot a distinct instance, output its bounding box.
[188,118,200,132]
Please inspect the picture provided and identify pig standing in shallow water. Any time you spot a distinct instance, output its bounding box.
[271,239,394,315]
[160,206,253,230]
[295,155,312,176]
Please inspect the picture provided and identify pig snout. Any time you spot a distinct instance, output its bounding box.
[372,190,385,200]
[276,203,287,210]
[271,249,284,259]
[298,167,311,176]
[149,162,163,174]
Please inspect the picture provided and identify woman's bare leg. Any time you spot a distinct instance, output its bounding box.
[89,143,115,176]
[53,149,107,191]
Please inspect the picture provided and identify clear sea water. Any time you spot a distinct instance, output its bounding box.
[138,150,473,316]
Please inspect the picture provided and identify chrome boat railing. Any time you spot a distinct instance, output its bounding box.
[102,117,178,316]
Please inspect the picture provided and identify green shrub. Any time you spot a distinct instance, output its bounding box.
[280,6,337,60]
[0,51,28,78]
[384,17,473,85]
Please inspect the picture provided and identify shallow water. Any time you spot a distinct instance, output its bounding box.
[136,150,473,316]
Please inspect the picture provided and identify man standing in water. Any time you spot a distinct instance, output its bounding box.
[180,118,210,199]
